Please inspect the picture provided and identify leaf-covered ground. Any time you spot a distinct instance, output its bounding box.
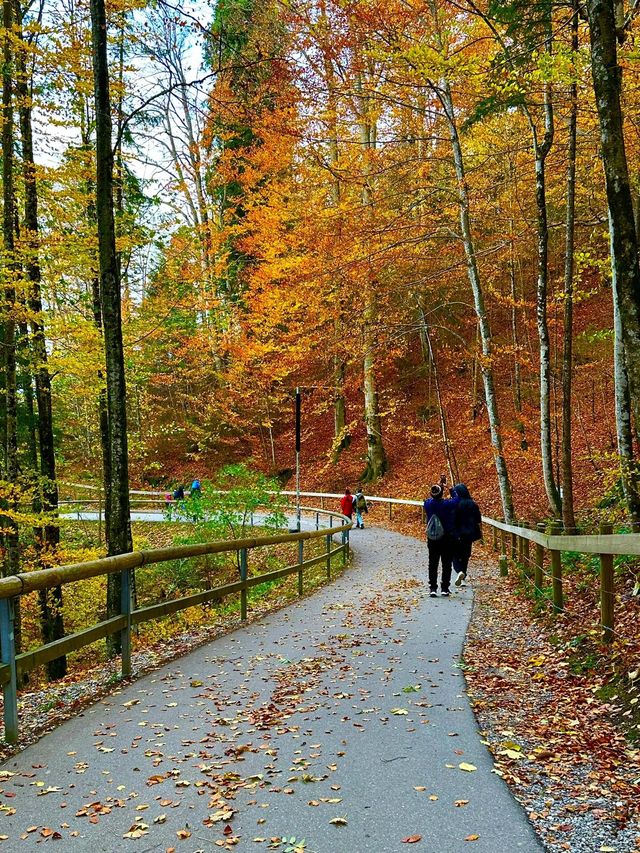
[463,547,640,853]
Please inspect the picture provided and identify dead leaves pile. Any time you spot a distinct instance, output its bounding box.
[464,547,640,850]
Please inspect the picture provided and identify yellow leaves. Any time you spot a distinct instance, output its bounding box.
[123,821,149,839]
[458,762,477,772]
[329,817,347,826]
[391,707,409,715]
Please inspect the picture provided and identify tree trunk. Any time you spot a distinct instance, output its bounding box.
[325,61,349,460]
[3,0,19,582]
[587,0,640,436]
[90,0,133,645]
[358,80,387,482]
[530,11,562,518]
[612,219,640,525]
[418,302,458,483]
[16,0,66,676]
[438,78,515,520]
[561,1,578,534]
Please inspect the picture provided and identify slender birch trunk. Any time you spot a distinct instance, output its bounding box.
[325,55,349,458]
[529,9,562,517]
[438,78,514,520]
[358,78,387,482]
[561,1,578,534]
[417,302,458,482]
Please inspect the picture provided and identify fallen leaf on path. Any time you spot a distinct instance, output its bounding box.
[458,763,477,772]
[402,835,422,843]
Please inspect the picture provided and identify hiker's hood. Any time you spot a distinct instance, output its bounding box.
[453,483,471,500]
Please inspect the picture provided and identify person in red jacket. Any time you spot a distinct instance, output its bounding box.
[340,488,355,520]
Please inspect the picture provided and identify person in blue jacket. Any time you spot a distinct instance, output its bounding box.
[423,476,460,597]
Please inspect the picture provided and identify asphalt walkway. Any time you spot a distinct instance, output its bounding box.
[0,527,542,852]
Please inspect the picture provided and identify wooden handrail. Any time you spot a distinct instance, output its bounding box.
[481,516,640,556]
[0,506,351,743]
[0,517,350,601]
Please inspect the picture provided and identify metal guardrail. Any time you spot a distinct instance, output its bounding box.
[0,506,351,744]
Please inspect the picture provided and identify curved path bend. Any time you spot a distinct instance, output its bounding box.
[0,527,541,852]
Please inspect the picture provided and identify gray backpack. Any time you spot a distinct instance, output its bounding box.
[426,513,444,541]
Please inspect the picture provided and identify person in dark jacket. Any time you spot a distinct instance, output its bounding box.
[452,483,482,587]
[423,478,459,597]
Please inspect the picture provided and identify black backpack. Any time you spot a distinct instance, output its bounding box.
[426,513,445,541]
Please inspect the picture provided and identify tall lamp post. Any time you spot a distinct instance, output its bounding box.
[295,387,301,531]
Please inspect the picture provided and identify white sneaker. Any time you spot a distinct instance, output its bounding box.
[455,571,465,587]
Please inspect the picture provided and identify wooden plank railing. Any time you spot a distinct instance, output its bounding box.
[0,506,351,744]
[480,516,635,646]
[58,487,640,690]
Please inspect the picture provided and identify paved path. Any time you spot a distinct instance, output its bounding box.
[0,528,542,852]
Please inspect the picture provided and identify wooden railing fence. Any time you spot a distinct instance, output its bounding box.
[0,506,351,744]
[20,484,639,745]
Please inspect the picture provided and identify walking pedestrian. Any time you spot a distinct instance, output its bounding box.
[353,488,368,528]
[340,488,355,521]
[173,484,185,501]
[452,483,482,587]
[190,478,202,497]
[423,476,459,597]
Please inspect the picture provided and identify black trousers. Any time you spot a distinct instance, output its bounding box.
[453,538,473,577]
[428,535,453,592]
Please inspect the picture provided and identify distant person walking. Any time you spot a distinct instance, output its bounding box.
[353,488,368,529]
[190,478,202,497]
[424,476,460,597]
[173,484,185,501]
[452,483,482,587]
[340,488,355,520]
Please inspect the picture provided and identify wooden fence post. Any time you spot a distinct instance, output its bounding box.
[326,533,332,579]
[500,529,507,556]
[535,522,545,595]
[240,548,248,621]
[320,495,325,510]
[492,525,498,552]
[522,522,531,575]
[499,554,508,577]
[517,523,525,564]
[510,530,517,562]
[121,568,132,678]
[599,522,614,643]
[0,598,18,743]
[298,540,304,595]
[388,501,393,520]
[549,521,563,613]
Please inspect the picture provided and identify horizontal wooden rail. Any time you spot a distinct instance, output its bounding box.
[481,516,640,557]
[0,507,351,744]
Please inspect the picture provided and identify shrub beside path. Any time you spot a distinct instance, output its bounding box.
[0,527,541,852]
